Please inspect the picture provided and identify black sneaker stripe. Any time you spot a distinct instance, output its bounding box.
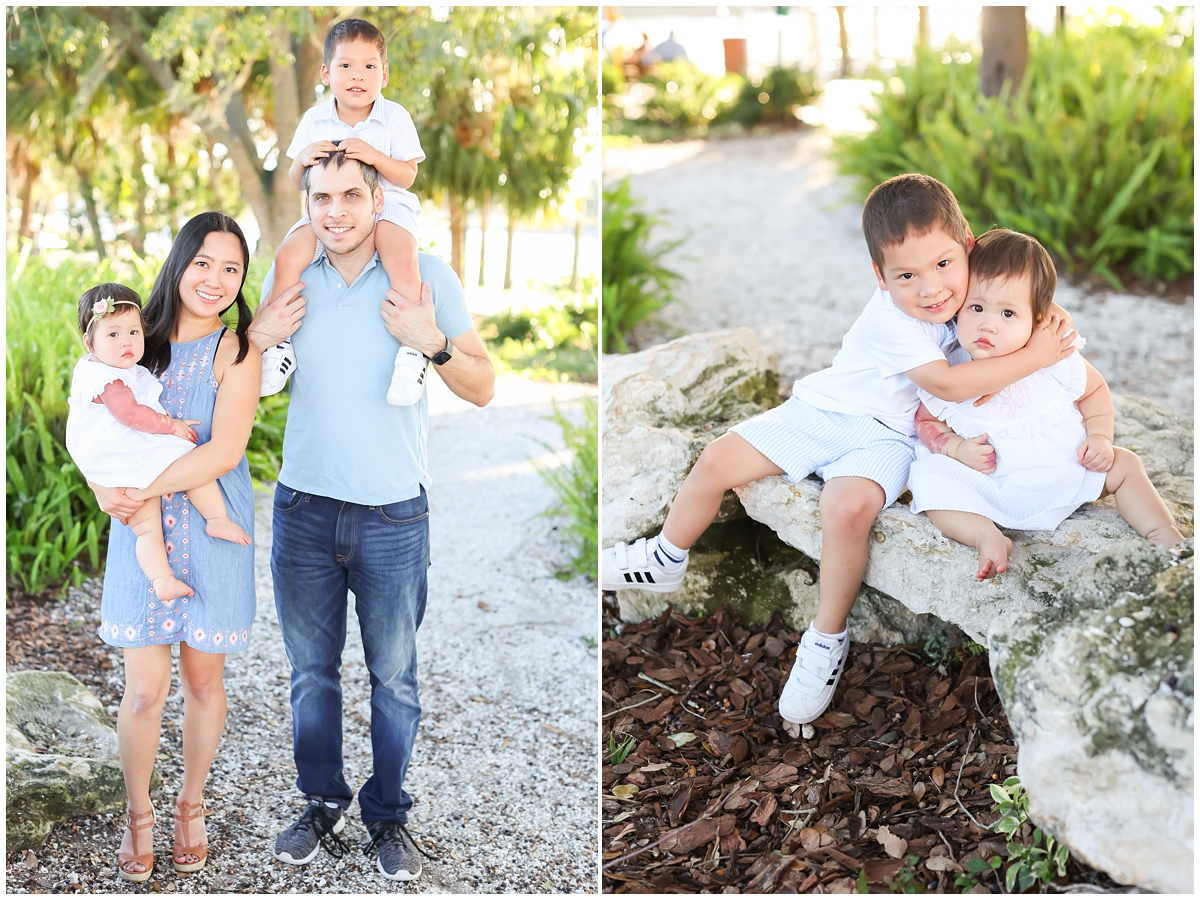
[633,572,644,583]
[645,571,655,584]
[624,573,633,582]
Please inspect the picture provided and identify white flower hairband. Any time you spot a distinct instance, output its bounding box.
[91,297,139,324]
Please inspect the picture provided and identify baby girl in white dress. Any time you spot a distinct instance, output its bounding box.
[909,229,1183,580]
[65,284,251,601]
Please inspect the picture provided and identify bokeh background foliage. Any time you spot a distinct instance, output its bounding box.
[835,13,1194,289]
[6,6,598,596]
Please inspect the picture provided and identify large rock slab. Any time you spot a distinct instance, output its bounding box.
[6,671,134,851]
[989,540,1194,894]
[602,328,779,545]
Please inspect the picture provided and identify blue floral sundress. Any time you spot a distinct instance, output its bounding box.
[99,327,256,654]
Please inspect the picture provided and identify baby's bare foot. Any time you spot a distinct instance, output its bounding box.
[206,517,251,545]
[1146,525,1185,548]
[153,575,194,601]
[976,532,1014,581]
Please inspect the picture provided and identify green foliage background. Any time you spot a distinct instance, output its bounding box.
[835,16,1194,288]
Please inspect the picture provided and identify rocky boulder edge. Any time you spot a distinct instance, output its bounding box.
[989,540,1194,894]
[6,671,141,852]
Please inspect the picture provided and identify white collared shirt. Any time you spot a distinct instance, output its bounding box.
[287,96,425,214]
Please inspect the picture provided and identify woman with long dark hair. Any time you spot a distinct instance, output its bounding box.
[88,212,262,882]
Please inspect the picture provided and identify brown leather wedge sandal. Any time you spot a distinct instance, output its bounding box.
[172,798,209,874]
[117,808,155,883]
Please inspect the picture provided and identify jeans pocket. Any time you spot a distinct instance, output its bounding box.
[376,496,429,526]
[273,484,306,514]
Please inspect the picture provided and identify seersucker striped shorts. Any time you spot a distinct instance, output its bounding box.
[729,396,916,507]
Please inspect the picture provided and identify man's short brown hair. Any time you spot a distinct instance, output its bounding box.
[969,229,1057,322]
[324,18,387,67]
[301,149,380,196]
[862,173,972,269]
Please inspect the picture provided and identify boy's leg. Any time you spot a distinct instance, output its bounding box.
[602,433,783,592]
[128,498,193,601]
[377,222,428,407]
[926,509,1014,581]
[272,228,320,304]
[1102,447,1184,547]
[185,482,251,546]
[814,477,887,631]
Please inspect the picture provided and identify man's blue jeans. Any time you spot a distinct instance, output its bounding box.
[270,483,429,823]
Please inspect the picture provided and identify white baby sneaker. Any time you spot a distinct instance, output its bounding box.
[260,340,297,397]
[778,628,850,725]
[386,345,428,406]
[601,536,687,593]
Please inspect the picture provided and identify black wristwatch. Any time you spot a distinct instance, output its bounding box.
[430,335,453,366]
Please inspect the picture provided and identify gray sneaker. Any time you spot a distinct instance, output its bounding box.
[364,820,432,881]
[273,799,347,865]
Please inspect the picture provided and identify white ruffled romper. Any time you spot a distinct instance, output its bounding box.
[908,346,1106,531]
[65,356,194,490]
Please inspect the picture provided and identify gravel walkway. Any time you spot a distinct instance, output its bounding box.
[7,374,598,894]
[605,129,1194,417]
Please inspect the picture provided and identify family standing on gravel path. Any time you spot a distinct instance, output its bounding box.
[602,173,1183,728]
[70,18,495,887]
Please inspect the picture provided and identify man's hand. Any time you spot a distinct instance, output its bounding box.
[380,282,445,358]
[171,418,200,443]
[952,433,997,474]
[249,281,307,352]
[298,140,339,168]
[89,482,143,524]
[338,138,382,168]
[1077,434,1115,472]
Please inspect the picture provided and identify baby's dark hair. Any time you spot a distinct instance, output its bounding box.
[324,18,387,67]
[77,283,144,344]
[969,229,1057,322]
[862,173,972,270]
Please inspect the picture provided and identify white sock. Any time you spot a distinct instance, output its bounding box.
[812,626,848,644]
[651,533,688,571]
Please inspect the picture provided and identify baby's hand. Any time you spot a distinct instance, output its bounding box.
[298,140,339,168]
[953,433,996,474]
[171,418,200,444]
[338,138,379,166]
[1077,434,1115,472]
[1026,313,1076,367]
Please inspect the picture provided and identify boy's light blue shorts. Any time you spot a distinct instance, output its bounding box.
[729,396,916,507]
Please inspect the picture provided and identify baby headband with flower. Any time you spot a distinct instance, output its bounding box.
[91,297,140,324]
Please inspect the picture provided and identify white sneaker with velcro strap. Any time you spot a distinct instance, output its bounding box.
[778,628,850,725]
[601,536,687,593]
[260,340,297,397]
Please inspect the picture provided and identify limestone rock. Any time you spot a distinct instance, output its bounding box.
[6,671,132,851]
[989,540,1194,894]
[602,329,779,545]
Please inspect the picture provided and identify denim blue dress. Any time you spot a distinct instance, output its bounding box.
[99,327,256,654]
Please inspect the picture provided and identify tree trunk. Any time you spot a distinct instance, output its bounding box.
[918,7,929,51]
[570,212,582,292]
[1056,7,1066,37]
[17,144,39,243]
[807,8,820,67]
[980,7,1028,98]
[478,190,488,287]
[836,7,850,78]
[77,166,107,261]
[130,137,148,256]
[504,208,516,291]
[448,191,467,285]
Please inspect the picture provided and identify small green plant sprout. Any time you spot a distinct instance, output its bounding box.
[953,855,1003,892]
[608,732,636,766]
[580,635,597,649]
[882,855,927,893]
[990,776,1070,891]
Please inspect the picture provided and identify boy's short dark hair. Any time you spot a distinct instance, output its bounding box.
[78,283,143,342]
[969,229,1057,322]
[862,173,972,269]
[301,149,381,195]
[324,18,387,67]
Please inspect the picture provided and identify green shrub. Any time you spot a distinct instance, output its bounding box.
[717,65,819,127]
[476,279,598,382]
[604,60,743,141]
[835,16,1194,288]
[6,253,280,596]
[533,396,597,579]
[602,179,684,353]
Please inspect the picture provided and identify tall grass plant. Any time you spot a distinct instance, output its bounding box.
[533,396,598,579]
[835,16,1193,288]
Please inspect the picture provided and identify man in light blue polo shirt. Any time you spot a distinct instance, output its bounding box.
[247,150,494,880]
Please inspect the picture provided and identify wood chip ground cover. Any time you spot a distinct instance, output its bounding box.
[601,603,1123,894]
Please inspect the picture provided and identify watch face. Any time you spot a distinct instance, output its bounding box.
[431,347,452,365]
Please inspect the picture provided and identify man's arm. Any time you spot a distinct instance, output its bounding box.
[907,314,1076,402]
[381,282,495,407]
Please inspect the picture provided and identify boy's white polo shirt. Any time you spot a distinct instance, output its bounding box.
[792,288,957,437]
[286,96,425,215]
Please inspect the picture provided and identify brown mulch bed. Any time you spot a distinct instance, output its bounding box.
[601,603,1122,894]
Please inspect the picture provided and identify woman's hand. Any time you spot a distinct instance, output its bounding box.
[1077,434,1115,472]
[172,418,200,443]
[88,481,144,524]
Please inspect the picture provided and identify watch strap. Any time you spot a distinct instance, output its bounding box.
[430,335,453,366]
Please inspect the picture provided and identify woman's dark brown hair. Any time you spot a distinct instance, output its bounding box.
[969,228,1057,322]
[140,212,252,376]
